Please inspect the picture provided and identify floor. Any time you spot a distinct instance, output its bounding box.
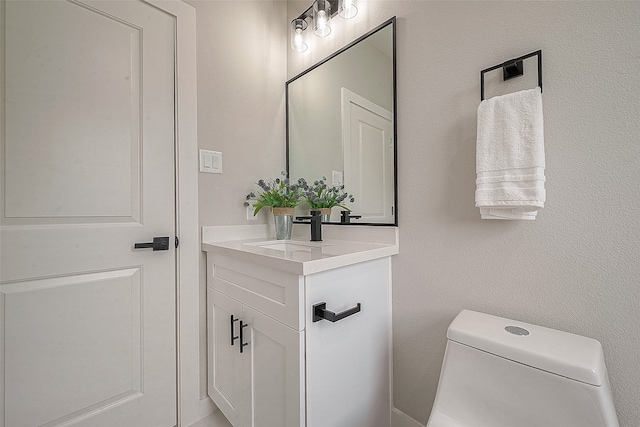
[189,410,232,427]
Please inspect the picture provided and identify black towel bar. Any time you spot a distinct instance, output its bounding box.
[480,50,542,101]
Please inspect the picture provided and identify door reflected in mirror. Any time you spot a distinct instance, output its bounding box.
[287,17,396,225]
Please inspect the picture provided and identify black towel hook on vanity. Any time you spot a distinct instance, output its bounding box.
[480,50,542,101]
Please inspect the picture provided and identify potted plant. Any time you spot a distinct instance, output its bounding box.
[245,172,304,239]
[302,177,354,221]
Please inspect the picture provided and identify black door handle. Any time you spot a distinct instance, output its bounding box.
[239,320,249,354]
[312,302,361,323]
[230,315,239,346]
[134,236,170,251]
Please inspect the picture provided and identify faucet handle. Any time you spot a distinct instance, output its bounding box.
[340,210,362,224]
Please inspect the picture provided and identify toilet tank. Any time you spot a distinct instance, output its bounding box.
[427,310,619,427]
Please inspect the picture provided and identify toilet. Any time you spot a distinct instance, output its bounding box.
[426,310,619,427]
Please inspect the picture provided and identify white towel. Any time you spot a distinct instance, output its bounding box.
[475,87,546,220]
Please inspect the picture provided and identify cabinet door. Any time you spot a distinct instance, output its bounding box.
[306,258,392,427]
[242,305,305,427]
[208,288,244,426]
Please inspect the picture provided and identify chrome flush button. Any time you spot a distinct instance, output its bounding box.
[505,325,530,336]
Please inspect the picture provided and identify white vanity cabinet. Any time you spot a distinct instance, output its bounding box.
[206,253,306,427]
[207,288,304,427]
[204,237,395,427]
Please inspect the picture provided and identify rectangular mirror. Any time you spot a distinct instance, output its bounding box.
[286,17,397,226]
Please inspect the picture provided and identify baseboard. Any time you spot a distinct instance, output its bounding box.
[198,396,217,420]
[391,407,425,427]
[194,399,420,427]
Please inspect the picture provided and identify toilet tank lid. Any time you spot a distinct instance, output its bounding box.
[447,310,606,386]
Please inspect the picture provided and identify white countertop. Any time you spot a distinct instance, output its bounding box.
[202,233,398,276]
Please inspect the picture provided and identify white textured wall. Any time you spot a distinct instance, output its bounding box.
[184,0,288,398]
[288,1,640,425]
[190,0,288,227]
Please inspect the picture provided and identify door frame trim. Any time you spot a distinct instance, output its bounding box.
[143,1,199,426]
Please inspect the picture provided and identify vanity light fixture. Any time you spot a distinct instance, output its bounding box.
[338,0,358,19]
[290,0,358,51]
[291,18,308,53]
[312,0,332,37]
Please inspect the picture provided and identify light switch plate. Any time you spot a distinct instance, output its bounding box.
[332,170,343,185]
[200,150,222,174]
[246,203,257,221]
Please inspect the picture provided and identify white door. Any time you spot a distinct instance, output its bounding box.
[342,88,394,223]
[1,1,177,426]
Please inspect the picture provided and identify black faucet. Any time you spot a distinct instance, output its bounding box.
[340,210,362,224]
[296,210,322,241]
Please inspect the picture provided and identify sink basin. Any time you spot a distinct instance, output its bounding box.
[246,240,331,253]
[259,243,317,252]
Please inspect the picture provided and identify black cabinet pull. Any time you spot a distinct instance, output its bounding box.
[312,302,361,323]
[230,315,239,346]
[239,320,249,353]
[134,236,170,251]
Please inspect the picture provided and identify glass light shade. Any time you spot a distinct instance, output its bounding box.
[290,19,308,52]
[313,0,331,37]
[338,0,358,19]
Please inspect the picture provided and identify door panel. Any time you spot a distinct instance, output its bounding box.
[1,1,177,426]
[3,269,142,426]
[3,0,141,222]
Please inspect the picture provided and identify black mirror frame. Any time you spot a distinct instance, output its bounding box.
[285,17,397,227]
